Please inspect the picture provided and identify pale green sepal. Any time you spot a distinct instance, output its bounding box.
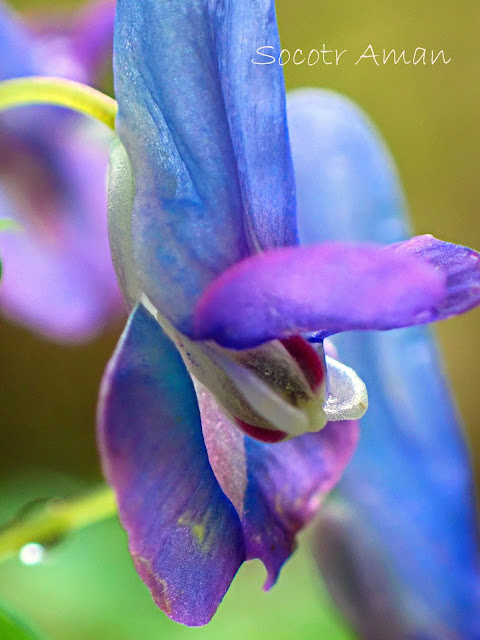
[107,138,139,307]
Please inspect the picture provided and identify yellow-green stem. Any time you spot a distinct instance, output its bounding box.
[0,77,118,130]
[0,486,117,563]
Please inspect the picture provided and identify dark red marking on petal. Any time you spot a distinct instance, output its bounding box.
[235,419,287,444]
[280,335,325,392]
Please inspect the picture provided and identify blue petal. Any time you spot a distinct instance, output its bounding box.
[313,500,407,640]
[331,328,480,639]
[287,88,407,245]
[114,0,296,333]
[213,1,297,251]
[97,305,245,626]
[288,89,480,637]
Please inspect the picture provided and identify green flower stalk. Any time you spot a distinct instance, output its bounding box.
[0,486,117,564]
[0,77,117,130]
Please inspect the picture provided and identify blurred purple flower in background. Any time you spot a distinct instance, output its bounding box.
[98,0,480,627]
[287,90,480,639]
[0,0,122,341]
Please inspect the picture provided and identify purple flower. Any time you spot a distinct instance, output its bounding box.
[0,0,122,341]
[98,0,480,626]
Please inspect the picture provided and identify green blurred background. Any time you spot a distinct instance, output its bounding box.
[1,0,479,638]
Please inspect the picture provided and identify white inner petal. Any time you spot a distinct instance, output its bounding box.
[324,356,368,422]
[210,349,311,437]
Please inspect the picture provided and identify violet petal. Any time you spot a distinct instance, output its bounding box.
[198,384,359,588]
[193,241,448,348]
[97,305,245,626]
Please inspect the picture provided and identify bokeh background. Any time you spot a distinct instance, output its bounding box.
[0,0,479,638]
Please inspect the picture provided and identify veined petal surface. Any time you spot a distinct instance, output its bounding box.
[288,88,480,638]
[389,234,480,319]
[97,305,245,626]
[213,0,297,251]
[114,0,296,332]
